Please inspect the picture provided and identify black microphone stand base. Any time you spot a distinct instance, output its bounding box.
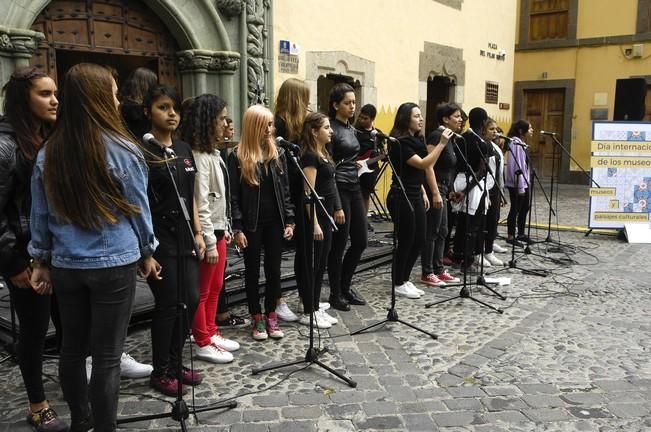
[117,399,238,431]
[251,346,357,388]
[425,286,503,314]
[351,307,438,339]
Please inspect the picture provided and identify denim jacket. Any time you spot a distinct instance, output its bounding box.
[28,134,158,269]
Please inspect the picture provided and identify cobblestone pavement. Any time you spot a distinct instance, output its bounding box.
[2,184,651,431]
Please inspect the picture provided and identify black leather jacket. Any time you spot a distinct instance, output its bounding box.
[228,147,295,232]
[329,118,360,186]
[0,118,32,278]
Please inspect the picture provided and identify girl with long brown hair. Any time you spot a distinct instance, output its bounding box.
[0,67,68,432]
[29,63,160,432]
[273,78,310,322]
[228,104,295,341]
[297,112,340,329]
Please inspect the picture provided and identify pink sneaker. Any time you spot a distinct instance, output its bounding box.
[421,273,446,287]
[437,270,460,283]
[251,314,268,341]
[266,312,284,339]
[171,367,202,386]
[150,373,186,397]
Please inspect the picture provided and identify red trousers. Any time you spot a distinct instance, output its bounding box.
[192,238,226,347]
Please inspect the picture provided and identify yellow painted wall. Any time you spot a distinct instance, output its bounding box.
[273,0,516,117]
[577,0,638,38]
[515,43,651,171]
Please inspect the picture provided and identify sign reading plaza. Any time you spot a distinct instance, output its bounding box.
[589,121,651,229]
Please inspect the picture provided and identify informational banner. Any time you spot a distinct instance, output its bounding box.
[589,121,651,229]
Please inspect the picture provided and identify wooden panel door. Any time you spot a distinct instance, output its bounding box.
[523,88,565,177]
[645,86,651,121]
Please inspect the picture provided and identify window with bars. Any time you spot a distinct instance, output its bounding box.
[529,0,569,41]
[485,82,499,104]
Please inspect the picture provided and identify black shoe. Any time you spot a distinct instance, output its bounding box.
[516,234,532,244]
[367,222,374,232]
[506,238,524,248]
[216,314,249,329]
[26,407,69,432]
[343,289,366,305]
[70,415,93,432]
[329,295,350,311]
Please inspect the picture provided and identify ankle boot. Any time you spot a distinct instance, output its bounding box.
[328,295,350,311]
[343,288,366,305]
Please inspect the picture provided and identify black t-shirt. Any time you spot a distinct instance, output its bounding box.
[426,130,457,187]
[258,164,280,224]
[389,135,427,198]
[145,139,197,256]
[300,150,337,207]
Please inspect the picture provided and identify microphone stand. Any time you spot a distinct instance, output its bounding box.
[118,148,236,430]
[252,147,356,387]
[352,137,438,338]
[542,133,601,240]
[487,142,548,278]
[425,134,502,313]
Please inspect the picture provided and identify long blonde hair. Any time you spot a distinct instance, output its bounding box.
[237,104,278,186]
[274,78,309,142]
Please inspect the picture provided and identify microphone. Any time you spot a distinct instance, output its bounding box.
[495,133,512,141]
[540,130,557,136]
[275,136,300,155]
[436,125,463,139]
[143,133,176,157]
[370,129,398,143]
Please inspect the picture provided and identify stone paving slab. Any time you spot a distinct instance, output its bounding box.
[2,184,651,431]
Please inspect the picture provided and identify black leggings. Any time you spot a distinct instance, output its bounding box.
[454,199,486,265]
[507,187,530,237]
[7,281,54,404]
[146,254,199,376]
[388,190,426,284]
[301,203,334,314]
[422,184,449,275]
[485,187,501,253]
[327,185,367,297]
[243,217,284,315]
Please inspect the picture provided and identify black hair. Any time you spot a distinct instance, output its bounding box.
[359,104,377,119]
[435,102,462,126]
[390,102,420,138]
[468,107,488,132]
[328,82,355,119]
[180,93,228,153]
[119,67,157,104]
[226,117,233,125]
[507,119,531,138]
[143,85,181,112]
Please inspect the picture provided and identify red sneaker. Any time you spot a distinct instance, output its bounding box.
[170,367,203,386]
[442,256,454,266]
[420,273,446,287]
[437,270,460,283]
[150,373,186,397]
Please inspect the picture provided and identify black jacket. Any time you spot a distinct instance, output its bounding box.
[328,118,360,186]
[0,118,33,278]
[228,147,295,232]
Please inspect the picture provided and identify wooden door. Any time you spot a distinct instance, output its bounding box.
[645,86,651,120]
[29,0,179,91]
[523,88,565,177]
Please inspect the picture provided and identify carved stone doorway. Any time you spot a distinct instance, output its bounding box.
[425,75,456,136]
[28,0,180,91]
[316,73,362,116]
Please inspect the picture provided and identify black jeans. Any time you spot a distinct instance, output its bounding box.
[388,190,426,284]
[422,184,449,275]
[147,254,199,376]
[301,201,334,314]
[327,185,367,297]
[7,281,53,404]
[243,217,283,315]
[52,263,137,432]
[292,186,309,304]
[485,187,501,253]
[507,187,530,237]
[454,200,486,266]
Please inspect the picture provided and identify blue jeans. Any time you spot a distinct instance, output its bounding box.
[52,263,136,432]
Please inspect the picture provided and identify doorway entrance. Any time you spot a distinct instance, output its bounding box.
[523,88,565,177]
[317,73,362,116]
[28,0,180,90]
[425,75,455,136]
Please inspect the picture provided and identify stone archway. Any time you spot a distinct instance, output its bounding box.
[305,51,376,112]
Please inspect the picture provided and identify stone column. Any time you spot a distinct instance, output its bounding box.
[0,26,44,110]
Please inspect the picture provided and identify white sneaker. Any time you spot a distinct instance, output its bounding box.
[298,313,331,329]
[276,302,298,322]
[85,356,92,382]
[485,252,504,266]
[195,344,234,363]
[120,352,153,379]
[492,243,508,253]
[475,254,492,268]
[405,281,425,295]
[319,302,330,311]
[317,310,338,325]
[395,283,421,299]
[210,334,240,352]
